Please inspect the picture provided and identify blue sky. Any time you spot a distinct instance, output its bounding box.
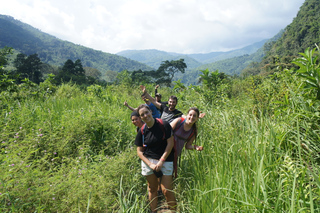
[1,0,305,54]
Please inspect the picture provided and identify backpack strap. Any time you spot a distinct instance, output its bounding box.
[174,117,185,133]
[174,117,195,141]
[141,124,147,147]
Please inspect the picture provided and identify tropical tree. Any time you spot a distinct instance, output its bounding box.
[156,59,187,85]
[0,46,12,71]
[116,70,132,86]
[13,53,43,84]
[84,67,102,79]
[104,70,118,82]
[198,69,228,90]
[0,47,16,92]
[55,59,86,85]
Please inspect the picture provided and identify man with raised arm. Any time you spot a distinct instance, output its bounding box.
[124,94,161,119]
[154,84,168,106]
[140,85,183,123]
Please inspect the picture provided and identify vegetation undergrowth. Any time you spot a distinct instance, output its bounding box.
[1,47,320,212]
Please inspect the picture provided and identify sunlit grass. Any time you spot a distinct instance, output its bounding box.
[1,80,320,212]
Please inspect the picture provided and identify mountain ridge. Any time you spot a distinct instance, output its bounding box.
[116,39,267,70]
[0,14,153,74]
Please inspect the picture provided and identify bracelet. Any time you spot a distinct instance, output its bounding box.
[160,158,165,162]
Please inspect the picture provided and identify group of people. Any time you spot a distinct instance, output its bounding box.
[125,85,204,212]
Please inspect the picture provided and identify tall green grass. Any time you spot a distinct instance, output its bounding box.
[1,78,320,212]
[173,99,319,212]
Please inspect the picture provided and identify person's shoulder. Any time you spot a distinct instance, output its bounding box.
[161,119,170,126]
[177,109,182,113]
[156,118,169,127]
[174,108,183,114]
[161,119,172,133]
[161,104,168,110]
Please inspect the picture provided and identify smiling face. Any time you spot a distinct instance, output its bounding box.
[141,95,149,103]
[131,115,143,128]
[168,98,177,111]
[186,109,199,125]
[138,106,153,124]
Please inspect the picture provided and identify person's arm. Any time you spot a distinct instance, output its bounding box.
[154,85,159,96]
[181,112,206,119]
[137,146,157,170]
[124,101,137,111]
[185,136,203,151]
[140,85,162,109]
[155,135,174,171]
[170,117,181,131]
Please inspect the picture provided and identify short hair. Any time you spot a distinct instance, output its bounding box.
[169,95,178,102]
[130,111,139,119]
[136,104,151,116]
[155,93,161,98]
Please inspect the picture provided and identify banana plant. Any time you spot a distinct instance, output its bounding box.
[293,45,320,100]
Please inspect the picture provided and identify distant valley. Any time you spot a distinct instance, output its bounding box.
[1,14,278,84]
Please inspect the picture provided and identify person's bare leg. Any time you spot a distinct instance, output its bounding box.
[161,175,176,211]
[146,174,159,212]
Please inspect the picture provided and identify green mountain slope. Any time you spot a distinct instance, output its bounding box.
[266,0,319,58]
[117,39,266,71]
[117,49,203,69]
[195,31,284,76]
[189,39,267,64]
[0,15,152,73]
[257,0,320,75]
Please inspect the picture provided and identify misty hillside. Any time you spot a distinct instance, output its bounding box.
[0,15,152,73]
[117,39,267,71]
[117,49,202,70]
[253,0,320,76]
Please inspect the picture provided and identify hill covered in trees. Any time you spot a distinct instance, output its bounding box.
[2,0,320,211]
[244,0,320,76]
[196,31,284,76]
[117,49,203,70]
[117,39,267,71]
[266,0,319,58]
[0,15,152,74]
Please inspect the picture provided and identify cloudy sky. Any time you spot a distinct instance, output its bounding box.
[1,0,305,54]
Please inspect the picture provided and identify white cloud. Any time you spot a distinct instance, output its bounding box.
[0,0,305,54]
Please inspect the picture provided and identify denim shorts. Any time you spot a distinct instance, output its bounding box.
[141,158,173,176]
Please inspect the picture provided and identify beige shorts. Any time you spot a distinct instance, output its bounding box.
[141,158,173,176]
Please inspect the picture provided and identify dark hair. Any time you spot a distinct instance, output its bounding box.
[188,107,199,117]
[136,104,151,116]
[130,111,139,119]
[169,95,178,103]
[188,107,200,140]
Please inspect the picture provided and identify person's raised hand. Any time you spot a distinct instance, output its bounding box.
[199,112,206,118]
[139,85,146,93]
